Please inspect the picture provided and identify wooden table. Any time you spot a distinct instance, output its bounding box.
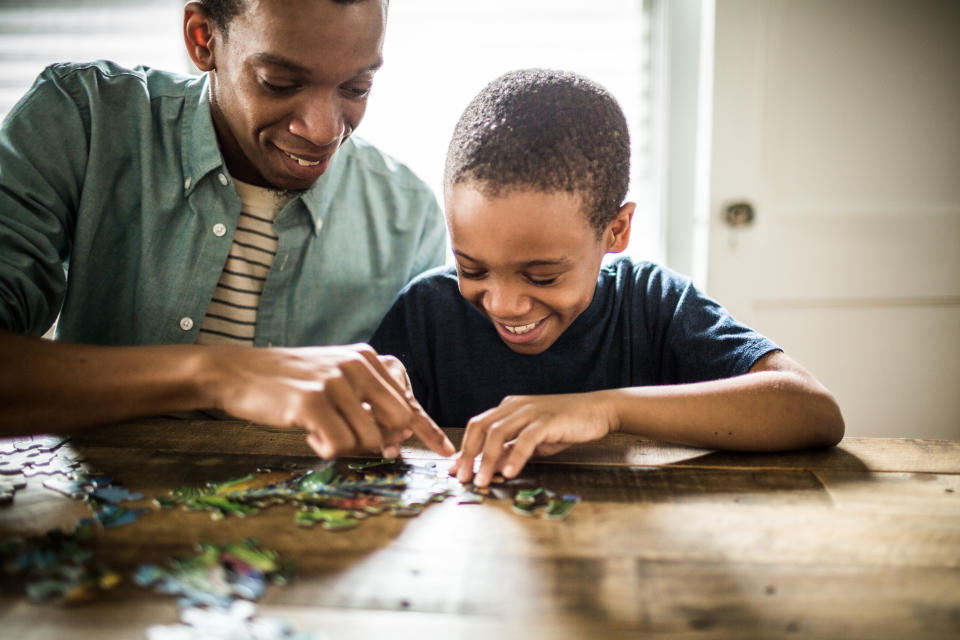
[1,419,959,639]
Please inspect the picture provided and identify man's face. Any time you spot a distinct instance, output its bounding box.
[206,0,385,191]
[445,183,613,355]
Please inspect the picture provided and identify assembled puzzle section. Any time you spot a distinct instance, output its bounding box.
[154,457,581,527]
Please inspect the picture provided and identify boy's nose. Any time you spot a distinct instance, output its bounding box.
[288,94,345,148]
[482,284,532,320]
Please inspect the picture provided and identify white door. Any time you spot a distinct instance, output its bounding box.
[706,0,960,439]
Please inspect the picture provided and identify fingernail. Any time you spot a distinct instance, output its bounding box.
[503,464,515,477]
[383,445,399,459]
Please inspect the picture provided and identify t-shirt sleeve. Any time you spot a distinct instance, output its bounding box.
[639,265,780,384]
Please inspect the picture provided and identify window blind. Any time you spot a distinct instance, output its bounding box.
[0,0,187,120]
[0,0,661,261]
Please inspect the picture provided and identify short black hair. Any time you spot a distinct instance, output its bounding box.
[195,0,244,37]
[197,0,375,39]
[444,68,630,237]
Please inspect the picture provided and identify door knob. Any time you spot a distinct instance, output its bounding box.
[723,201,755,228]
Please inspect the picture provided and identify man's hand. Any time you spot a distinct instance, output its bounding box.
[450,392,617,487]
[208,344,454,459]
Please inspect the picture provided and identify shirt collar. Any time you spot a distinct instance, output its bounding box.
[297,136,353,236]
[181,72,353,236]
[181,74,224,194]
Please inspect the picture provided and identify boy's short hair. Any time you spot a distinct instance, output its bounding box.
[444,68,630,237]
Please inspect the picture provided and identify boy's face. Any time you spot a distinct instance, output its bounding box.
[445,183,633,355]
[199,0,385,191]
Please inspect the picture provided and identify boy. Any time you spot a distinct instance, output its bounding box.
[371,69,844,487]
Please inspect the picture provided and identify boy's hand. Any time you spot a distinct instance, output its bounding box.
[451,392,617,487]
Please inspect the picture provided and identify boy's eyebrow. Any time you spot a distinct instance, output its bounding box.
[250,53,383,78]
[455,251,571,268]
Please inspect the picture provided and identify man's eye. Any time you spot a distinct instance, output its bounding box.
[458,268,486,280]
[260,79,298,93]
[526,275,559,286]
[342,86,371,99]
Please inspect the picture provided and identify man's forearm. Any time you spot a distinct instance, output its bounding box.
[0,329,212,435]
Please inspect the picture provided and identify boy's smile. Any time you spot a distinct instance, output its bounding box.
[446,183,633,355]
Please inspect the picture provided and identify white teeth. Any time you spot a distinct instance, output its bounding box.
[504,321,538,335]
[284,151,320,167]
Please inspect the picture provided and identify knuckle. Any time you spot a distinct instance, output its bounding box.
[378,354,401,367]
[487,421,511,442]
[353,343,377,356]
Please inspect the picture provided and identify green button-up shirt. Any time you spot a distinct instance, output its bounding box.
[0,61,446,347]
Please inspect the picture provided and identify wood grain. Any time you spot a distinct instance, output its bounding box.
[1,419,958,639]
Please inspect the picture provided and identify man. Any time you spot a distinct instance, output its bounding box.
[0,0,455,460]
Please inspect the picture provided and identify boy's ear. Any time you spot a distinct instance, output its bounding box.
[184,3,216,72]
[604,202,636,253]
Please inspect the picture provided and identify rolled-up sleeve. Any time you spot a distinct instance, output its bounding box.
[0,65,87,335]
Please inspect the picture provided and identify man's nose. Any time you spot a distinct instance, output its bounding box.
[288,93,345,148]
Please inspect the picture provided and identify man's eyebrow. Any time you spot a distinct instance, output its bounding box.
[250,53,311,75]
[250,53,383,78]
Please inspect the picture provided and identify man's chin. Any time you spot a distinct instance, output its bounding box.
[261,171,321,194]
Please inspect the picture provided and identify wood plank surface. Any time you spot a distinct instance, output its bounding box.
[1,419,958,639]
[67,418,960,473]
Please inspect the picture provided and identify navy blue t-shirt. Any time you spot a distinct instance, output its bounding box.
[371,257,779,428]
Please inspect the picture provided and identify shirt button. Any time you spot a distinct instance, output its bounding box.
[218,173,228,186]
[316,219,324,232]
[212,223,227,237]
[183,177,192,190]
[179,317,194,331]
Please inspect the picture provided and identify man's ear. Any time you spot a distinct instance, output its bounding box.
[604,202,636,253]
[184,2,216,72]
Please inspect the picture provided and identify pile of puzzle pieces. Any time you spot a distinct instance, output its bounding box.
[136,539,314,638]
[154,457,580,528]
[0,523,122,603]
[135,538,296,607]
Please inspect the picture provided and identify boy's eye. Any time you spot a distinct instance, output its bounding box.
[458,268,486,280]
[526,275,559,286]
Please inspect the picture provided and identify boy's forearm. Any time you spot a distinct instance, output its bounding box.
[602,369,844,452]
[0,329,214,436]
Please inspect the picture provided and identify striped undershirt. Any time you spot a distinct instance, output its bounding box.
[196,179,293,347]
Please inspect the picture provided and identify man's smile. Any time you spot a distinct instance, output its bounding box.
[282,149,322,167]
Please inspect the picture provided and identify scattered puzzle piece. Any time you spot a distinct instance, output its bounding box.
[90,485,144,504]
